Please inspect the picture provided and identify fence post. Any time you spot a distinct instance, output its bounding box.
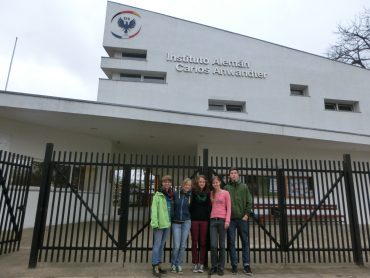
[202,149,211,180]
[28,143,54,268]
[277,168,288,253]
[343,154,364,265]
[118,165,131,262]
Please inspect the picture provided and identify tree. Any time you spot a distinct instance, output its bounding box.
[327,8,370,69]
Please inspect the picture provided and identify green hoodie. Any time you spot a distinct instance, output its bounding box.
[150,191,171,229]
[224,181,252,219]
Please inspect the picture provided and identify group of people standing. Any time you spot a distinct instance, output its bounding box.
[150,168,253,276]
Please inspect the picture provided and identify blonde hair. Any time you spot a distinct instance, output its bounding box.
[182,178,192,187]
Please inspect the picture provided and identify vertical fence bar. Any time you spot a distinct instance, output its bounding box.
[353,161,366,263]
[119,165,131,267]
[202,149,209,179]
[29,143,54,268]
[277,168,288,257]
[273,159,279,263]
[16,156,33,251]
[362,162,370,262]
[343,154,363,265]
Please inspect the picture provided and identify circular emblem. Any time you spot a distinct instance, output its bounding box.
[111,10,142,39]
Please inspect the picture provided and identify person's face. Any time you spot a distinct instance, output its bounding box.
[212,178,221,190]
[198,177,206,189]
[229,170,239,182]
[182,181,192,192]
[162,180,171,191]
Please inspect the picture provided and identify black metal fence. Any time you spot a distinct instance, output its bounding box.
[28,144,369,267]
[0,150,33,255]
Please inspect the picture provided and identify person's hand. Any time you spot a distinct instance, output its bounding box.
[224,223,229,229]
[242,214,249,221]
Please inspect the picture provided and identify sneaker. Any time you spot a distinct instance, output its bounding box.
[231,265,238,275]
[243,265,252,276]
[209,267,217,275]
[198,264,204,273]
[192,264,198,273]
[158,265,167,274]
[177,265,183,275]
[217,268,224,276]
[171,265,177,273]
[152,265,161,277]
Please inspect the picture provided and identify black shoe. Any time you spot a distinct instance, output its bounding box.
[243,265,252,276]
[158,265,167,274]
[217,269,224,276]
[152,265,161,277]
[209,268,218,275]
[231,265,238,275]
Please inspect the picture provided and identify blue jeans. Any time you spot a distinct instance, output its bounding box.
[171,220,191,267]
[227,219,250,266]
[210,218,226,270]
[152,228,170,265]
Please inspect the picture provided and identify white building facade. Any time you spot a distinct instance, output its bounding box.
[0,4,369,263]
[0,1,370,161]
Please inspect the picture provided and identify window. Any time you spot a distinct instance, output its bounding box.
[290,84,308,96]
[208,104,224,111]
[143,75,165,84]
[208,100,245,112]
[324,99,359,112]
[120,73,141,82]
[120,71,166,84]
[122,49,147,60]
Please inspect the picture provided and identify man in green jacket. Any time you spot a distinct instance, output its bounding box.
[224,167,253,276]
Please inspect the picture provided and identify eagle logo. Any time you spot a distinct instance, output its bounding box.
[110,10,142,39]
[118,17,136,33]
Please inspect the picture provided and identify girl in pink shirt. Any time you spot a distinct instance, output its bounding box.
[209,176,231,276]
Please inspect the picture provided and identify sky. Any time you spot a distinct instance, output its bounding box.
[0,0,369,101]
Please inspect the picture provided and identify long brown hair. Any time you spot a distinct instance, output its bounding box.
[192,175,210,194]
[210,176,222,202]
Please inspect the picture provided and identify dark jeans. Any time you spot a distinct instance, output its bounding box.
[227,218,250,267]
[191,220,209,264]
[210,218,226,270]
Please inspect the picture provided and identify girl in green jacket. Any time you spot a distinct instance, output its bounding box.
[151,175,173,277]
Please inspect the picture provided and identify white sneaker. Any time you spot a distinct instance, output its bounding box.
[198,264,204,273]
[192,264,199,273]
[171,265,177,273]
[177,265,183,274]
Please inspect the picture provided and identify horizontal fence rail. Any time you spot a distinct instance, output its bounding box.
[28,144,369,267]
[0,150,33,255]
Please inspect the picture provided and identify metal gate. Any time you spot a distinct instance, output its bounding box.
[0,150,33,255]
[29,144,369,267]
[209,154,368,265]
[28,144,201,267]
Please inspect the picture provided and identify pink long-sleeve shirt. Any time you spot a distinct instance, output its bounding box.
[210,189,231,225]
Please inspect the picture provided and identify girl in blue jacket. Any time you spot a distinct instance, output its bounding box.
[170,178,192,274]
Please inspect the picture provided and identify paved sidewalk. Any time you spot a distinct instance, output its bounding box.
[0,229,368,278]
[0,247,369,278]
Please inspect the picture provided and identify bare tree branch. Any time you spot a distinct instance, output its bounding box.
[327,8,370,69]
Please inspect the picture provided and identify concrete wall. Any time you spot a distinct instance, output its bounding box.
[0,117,113,229]
[0,117,112,159]
[197,142,370,162]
